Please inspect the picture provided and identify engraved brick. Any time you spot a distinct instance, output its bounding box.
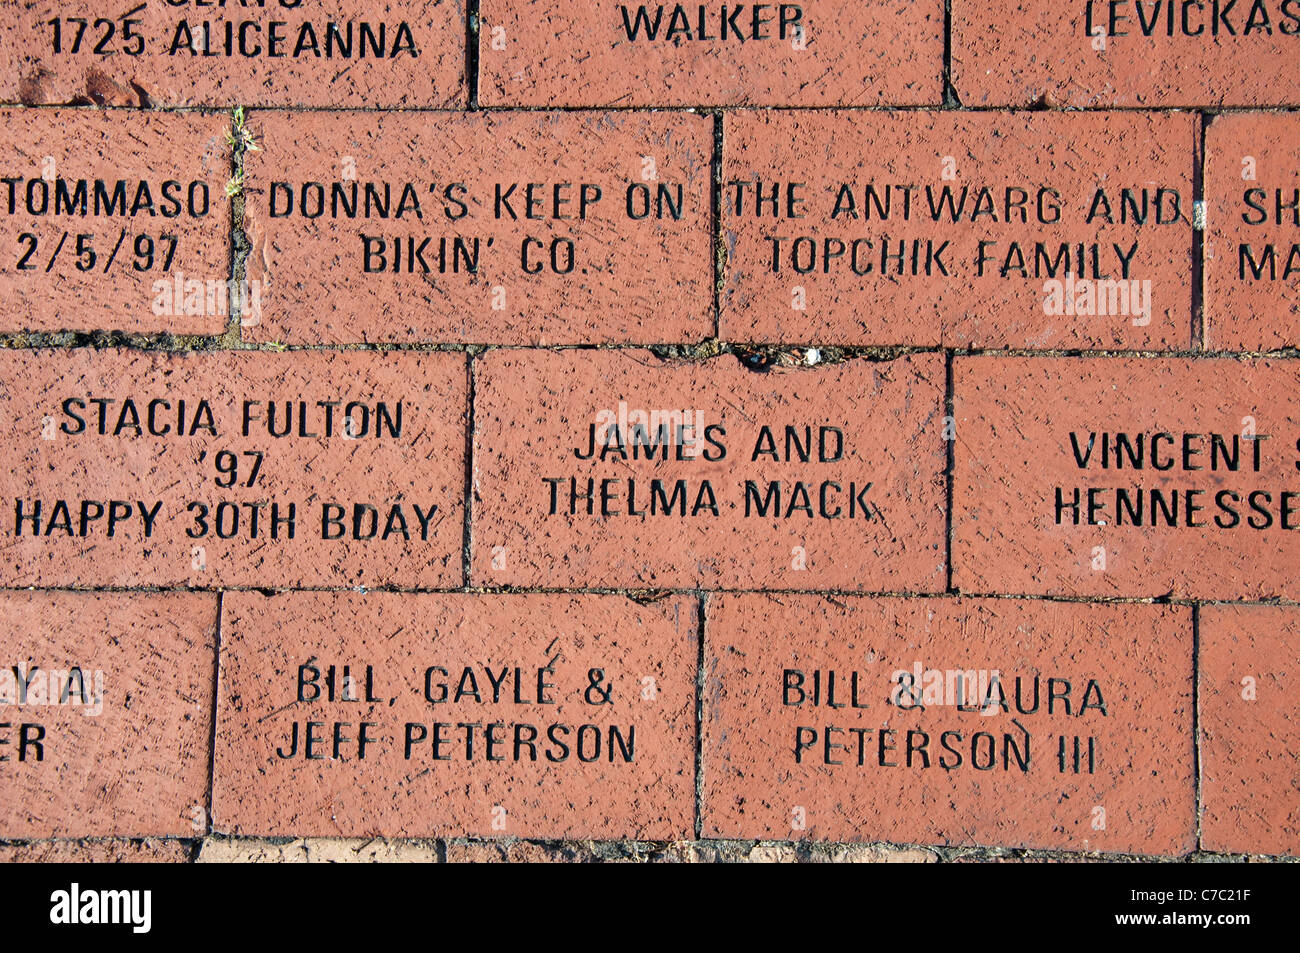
[211,591,697,839]
[471,350,948,591]
[952,0,1300,107]
[953,356,1300,600]
[0,2,465,108]
[702,593,1196,855]
[0,109,230,335]
[479,0,943,107]
[241,110,713,344]
[0,591,217,839]
[0,349,466,588]
[721,110,1194,348]
[1205,112,1300,350]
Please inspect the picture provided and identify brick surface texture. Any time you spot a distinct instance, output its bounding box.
[0,1,1296,865]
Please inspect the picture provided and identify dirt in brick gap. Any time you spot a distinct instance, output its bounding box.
[649,340,924,370]
[4,836,1293,863]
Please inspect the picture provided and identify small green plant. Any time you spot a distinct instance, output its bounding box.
[225,105,261,153]
[223,170,245,199]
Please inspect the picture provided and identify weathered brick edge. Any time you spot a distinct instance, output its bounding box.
[0,835,1292,864]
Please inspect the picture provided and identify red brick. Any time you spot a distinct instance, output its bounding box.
[1200,604,1300,856]
[702,594,1196,855]
[241,110,713,345]
[211,591,696,839]
[470,350,947,590]
[443,840,581,863]
[0,348,465,589]
[952,0,1300,107]
[722,110,1195,348]
[953,356,1300,600]
[0,591,217,839]
[0,2,464,108]
[196,837,438,863]
[478,0,943,107]
[0,838,192,863]
[0,110,230,336]
[1205,113,1300,351]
